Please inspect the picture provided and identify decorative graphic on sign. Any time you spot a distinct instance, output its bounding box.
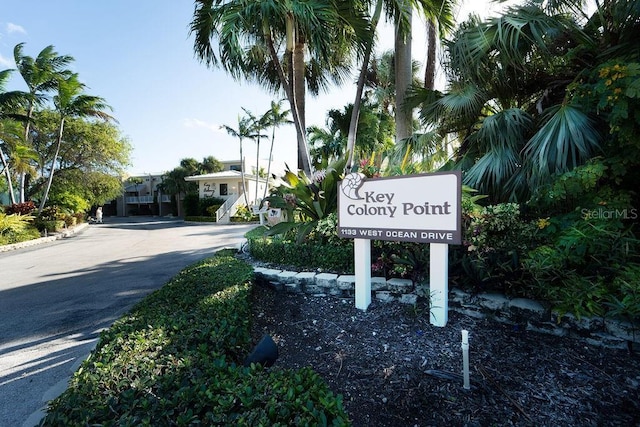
[340,173,366,200]
[337,171,462,244]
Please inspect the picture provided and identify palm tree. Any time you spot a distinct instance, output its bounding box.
[221,115,253,207]
[344,0,456,172]
[260,100,292,200]
[414,0,639,203]
[158,167,191,216]
[179,158,202,176]
[39,73,114,212]
[7,129,38,191]
[394,0,414,144]
[366,51,397,113]
[308,125,344,169]
[0,120,22,205]
[421,1,456,91]
[240,107,268,204]
[200,156,223,173]
[14,43,73,203]
[0,69,30,205]
[190,0,369,176]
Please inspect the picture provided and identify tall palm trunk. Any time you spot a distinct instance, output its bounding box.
[395,3,413,142]
[0,145,16,204]
[20,103,35,203]
[292,35,312,175]
[255,135,260,203]
[346,0,384,173]
[424,19,437,90]
[263,125,276,200]
[293,40,306,136]
[239,137,249,207]
[39,117,64,213]
[264,14,312,176]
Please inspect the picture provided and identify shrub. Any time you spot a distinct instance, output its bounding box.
[5,201,36,215]
[0,212,40,245]
[200,196,224,216]
[206,204,222,216]
[0,227,41,245]
[34,219,65,233]
[73,212,86,224]
[605,263,640,335]
[444,201,538,295]
[248,232,354,273]
[524,217,639,318]
[0,212,34,235]
[42,251,349,425]
[63,215,77,227]
[264,159,345,242]
[48,191,90,214]
[184,215,216,222]
[182,193,200,217]
[39,205,63,221]
[232,204,259,222]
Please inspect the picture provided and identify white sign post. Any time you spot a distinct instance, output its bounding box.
[429,242,449,326]
[337,171,461,326]
[354,238,371,310]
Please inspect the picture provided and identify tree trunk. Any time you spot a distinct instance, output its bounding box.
[239,137,249,207]
[424,19,437,90]
[264,125,276,200]
[292,37,312,175]
[264,16,312,176]
[394,4,413,143]
[0,146,16,205]
[39,117,65,213]
[346,0,384,173]
[20,103,35,203]
[255,135,260,203]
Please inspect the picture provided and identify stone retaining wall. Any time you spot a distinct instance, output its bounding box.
[253,266,639,349]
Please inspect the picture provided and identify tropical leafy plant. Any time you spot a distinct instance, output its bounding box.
[524,218,640,318]
[0,211,34,235]
[0,211,40,245]
[5,201,36,215]
[264,158,346,242]
[605,264,640,342]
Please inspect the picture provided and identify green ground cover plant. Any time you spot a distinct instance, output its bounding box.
[41,251,349,426]
[0,210,40,245]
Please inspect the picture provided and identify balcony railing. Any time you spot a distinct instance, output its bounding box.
[125,195,170,204]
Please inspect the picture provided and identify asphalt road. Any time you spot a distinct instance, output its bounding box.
[0,217,256,427]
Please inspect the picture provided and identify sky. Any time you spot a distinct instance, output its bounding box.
[0,0,515,176]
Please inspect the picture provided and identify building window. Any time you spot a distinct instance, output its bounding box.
[229,165,241,171]
[220,183,228,196]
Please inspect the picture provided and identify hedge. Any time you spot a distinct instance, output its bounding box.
[41,251,349,426]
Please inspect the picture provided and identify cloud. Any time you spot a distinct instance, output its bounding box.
[6,23,26,35]
[182,118,223,133]
[0,54,13,67]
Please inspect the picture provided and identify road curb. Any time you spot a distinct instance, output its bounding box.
[0,222,90,253]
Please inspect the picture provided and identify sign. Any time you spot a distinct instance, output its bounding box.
[203,182,216,197]
[338,171,461,244]
[266,208,282,226]
[267,208,281,218]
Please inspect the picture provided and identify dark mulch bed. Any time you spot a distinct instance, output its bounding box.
[250,284,640,427]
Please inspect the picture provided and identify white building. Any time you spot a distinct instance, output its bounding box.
[184,159,280,223]
[115,173,172,217]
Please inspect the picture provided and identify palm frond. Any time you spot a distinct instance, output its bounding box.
[462,108,532,201]
[523,104,601,186]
